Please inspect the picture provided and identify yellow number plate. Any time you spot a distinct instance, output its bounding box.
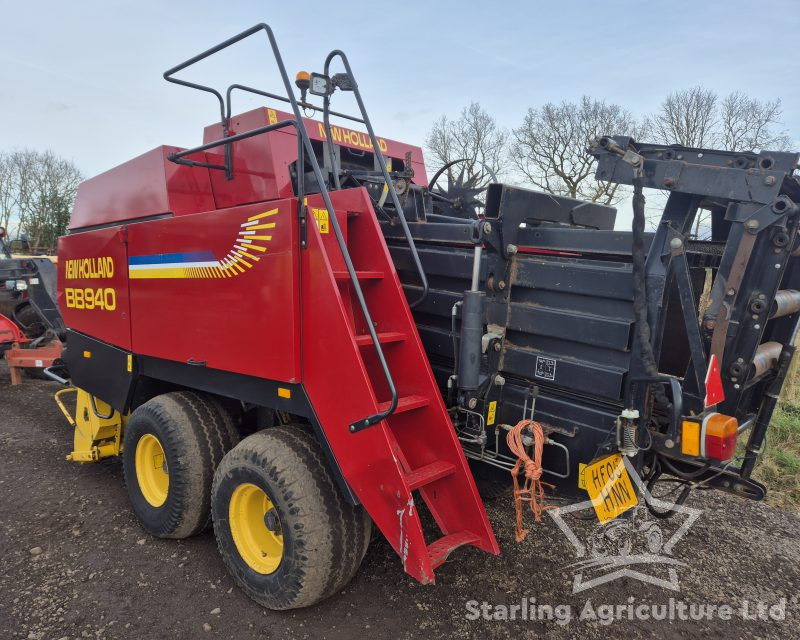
[583,454,637,523]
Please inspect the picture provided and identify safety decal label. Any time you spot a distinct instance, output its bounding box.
[577,462,586,490]
[486,400,497,426]
[313,208,329,234]
[535,356,557,381]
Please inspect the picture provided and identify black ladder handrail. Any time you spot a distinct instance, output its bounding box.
[321,50,429,310]
[162,23,398,431]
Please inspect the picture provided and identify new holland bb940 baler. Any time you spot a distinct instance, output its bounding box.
[54,24,800,610]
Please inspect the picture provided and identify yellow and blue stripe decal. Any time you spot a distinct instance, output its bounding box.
[128,208,277,279]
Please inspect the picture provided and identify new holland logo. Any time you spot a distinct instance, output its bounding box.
[128,208,277,279]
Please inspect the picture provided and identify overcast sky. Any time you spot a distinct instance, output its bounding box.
[1,0,798,224]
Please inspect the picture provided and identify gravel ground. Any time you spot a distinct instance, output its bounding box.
[2,360,799,639]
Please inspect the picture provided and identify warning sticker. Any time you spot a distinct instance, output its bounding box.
[535,356,556,381]
[486,400,497,426]
[313,208,329,234]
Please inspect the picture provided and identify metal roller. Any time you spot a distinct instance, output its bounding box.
[751,342,783,378]
[770,289,800,319]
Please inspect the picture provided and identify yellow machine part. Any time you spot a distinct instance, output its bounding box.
[54,388,127,463]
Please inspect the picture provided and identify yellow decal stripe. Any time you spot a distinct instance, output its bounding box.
[247,208,279,222]
[240,242,267,252]
[130,267,197,279]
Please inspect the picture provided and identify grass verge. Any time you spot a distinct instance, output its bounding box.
[751,402,800,511]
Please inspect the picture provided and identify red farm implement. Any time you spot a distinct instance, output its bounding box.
[52,23,800,609]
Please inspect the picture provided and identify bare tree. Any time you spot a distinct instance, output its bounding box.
[649,88,790,237]
[650,86,719,148]
[720,92,791,151]
[0,154,16,233]
[510,96,647,205]
[425,102,508,188]
[12,150,82,253]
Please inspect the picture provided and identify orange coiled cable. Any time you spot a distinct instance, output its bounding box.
[506,419,553,542]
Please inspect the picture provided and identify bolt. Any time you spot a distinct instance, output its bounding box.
[670,237,683,249]
[494,374,506,386]
[665,439,674,449]
[497,280,506,290]
[734,383,741,390]
[468,398,478,409]
[349,425,356,432]
[506,244,518,255]
[483,222,492,235]
[264,509,280,532]
[745,219,759,230]
[493,342,502,352]
[727,288,736,296]
[754,324,761,330]
[765,176,776,186]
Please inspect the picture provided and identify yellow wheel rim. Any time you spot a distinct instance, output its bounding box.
[229,483,284,574]
[135,434,169,507]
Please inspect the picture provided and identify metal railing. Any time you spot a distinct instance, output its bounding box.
[162,23,422,431]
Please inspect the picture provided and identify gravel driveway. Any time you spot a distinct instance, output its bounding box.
[1,361,798,639]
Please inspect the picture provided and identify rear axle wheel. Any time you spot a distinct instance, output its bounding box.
[123,391,238,539]
[212,425,371,610]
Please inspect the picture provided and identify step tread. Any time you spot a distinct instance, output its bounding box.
[428,531,481,569]
[333,269,384,280]
[405,460,456,491]
[354,331,407,347]
[377,394,430,415]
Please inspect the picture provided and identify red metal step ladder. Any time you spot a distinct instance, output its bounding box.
[300,187,499,583]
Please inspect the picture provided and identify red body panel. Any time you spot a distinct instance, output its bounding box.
[57,226,132,350]
[58,106,494,584]
[70,147,215,230]
[126,200,300,381]
[202,107,429,210]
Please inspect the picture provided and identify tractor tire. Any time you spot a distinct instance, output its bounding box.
[13,302,45,339]
[206,395,241,449]
[122,391,237,539]
[211,425,371,610]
